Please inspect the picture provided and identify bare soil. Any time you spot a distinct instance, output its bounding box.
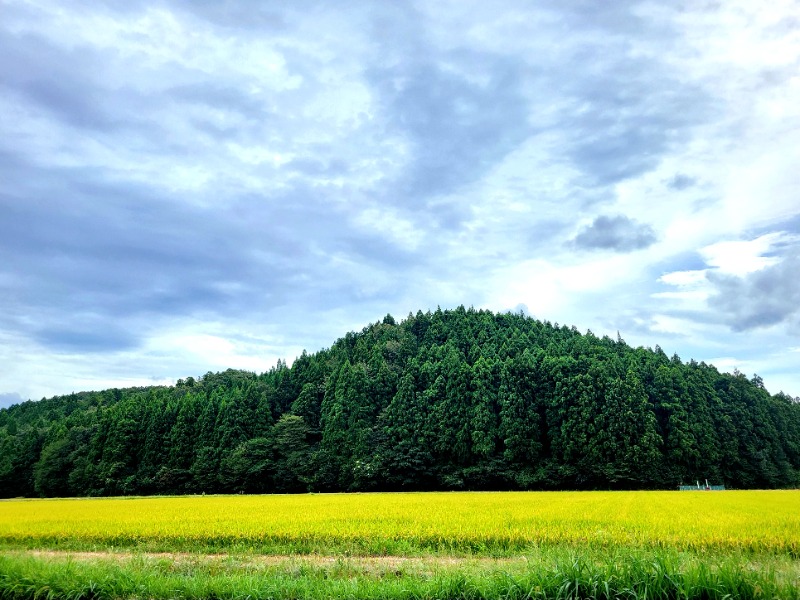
[15,549,528,576]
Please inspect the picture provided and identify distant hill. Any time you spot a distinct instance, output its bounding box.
[1,307,798,497]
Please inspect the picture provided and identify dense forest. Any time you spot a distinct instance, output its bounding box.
[1,307,799,497]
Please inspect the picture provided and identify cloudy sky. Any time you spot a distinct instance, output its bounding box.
[1,0,799,406]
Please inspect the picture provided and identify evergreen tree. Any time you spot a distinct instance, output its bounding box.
[2,308,799,497]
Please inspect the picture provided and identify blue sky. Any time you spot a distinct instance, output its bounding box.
[1,0,799,406]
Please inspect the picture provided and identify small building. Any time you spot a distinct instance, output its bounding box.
[678,479,725,491]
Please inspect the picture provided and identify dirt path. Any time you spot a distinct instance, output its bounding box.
[15,549,529,574]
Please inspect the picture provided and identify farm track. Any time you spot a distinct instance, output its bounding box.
[14,549,800,577]
[15,549,527,573]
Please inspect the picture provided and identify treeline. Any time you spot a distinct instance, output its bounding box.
[1,307,799,497]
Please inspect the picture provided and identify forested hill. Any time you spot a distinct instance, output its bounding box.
[2,307,799,497]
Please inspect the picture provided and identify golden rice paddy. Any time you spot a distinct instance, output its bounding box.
[1,490,797,555]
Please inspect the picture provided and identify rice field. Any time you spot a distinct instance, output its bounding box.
[1,491,798,555]
[1,491,799,599]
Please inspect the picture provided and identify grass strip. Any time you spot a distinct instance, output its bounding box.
[1,548,798,600]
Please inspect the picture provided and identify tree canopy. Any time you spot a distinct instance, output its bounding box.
[1,307,798,497]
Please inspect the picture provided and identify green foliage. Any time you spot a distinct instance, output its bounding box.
[1,548,798,600]
[1,307,799,497]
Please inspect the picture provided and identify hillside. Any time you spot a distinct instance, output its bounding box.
[1,307,798,497]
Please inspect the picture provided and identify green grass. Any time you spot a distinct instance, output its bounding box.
[1,548,798,599]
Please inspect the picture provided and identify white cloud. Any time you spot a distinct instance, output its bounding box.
[1,0,799,399]
[700,232,791,276]
[656,233,798,312]
[658,270,708,287]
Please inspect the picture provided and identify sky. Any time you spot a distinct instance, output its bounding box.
[1,0,799,407]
